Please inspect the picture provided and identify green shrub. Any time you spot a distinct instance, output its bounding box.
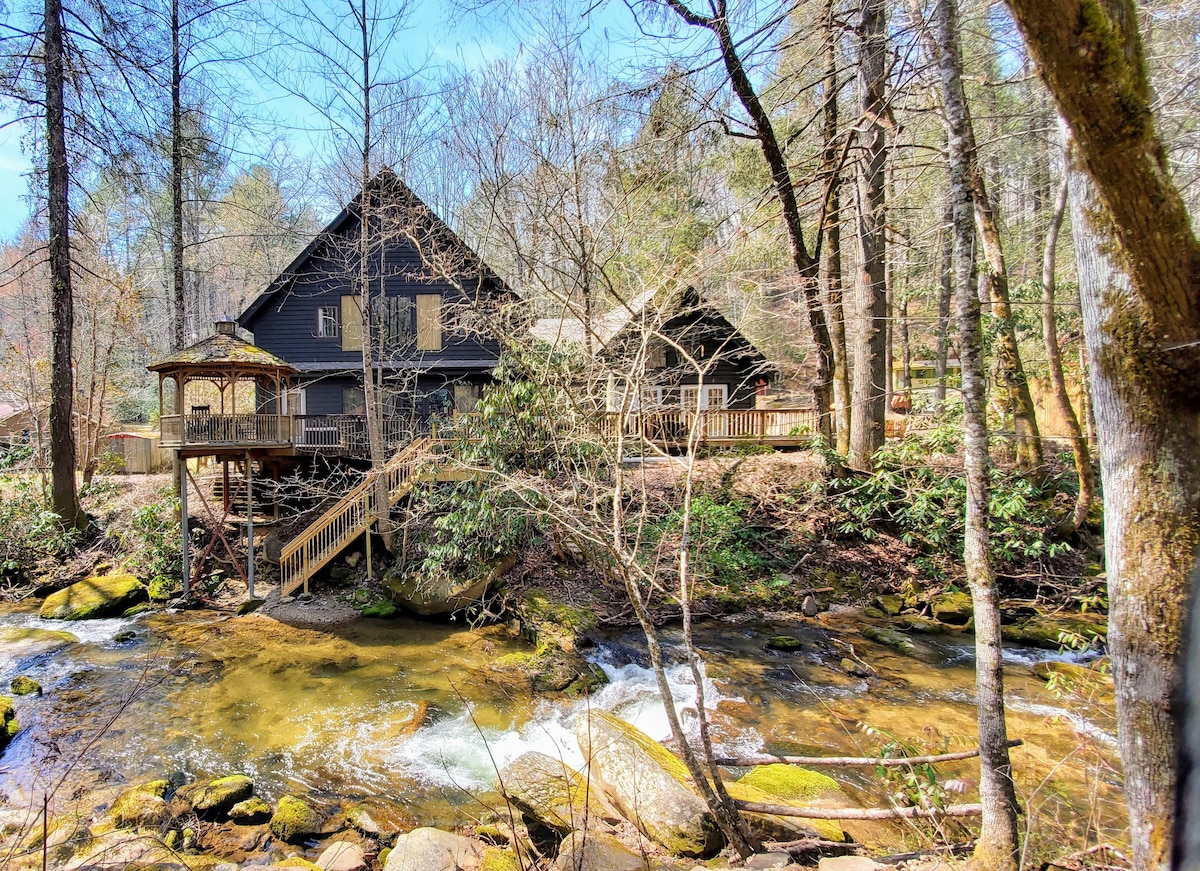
[124,489,182,597]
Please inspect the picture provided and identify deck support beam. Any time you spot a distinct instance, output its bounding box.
[179,451,190,597]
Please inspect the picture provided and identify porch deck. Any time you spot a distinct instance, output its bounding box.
[160,408,820,457]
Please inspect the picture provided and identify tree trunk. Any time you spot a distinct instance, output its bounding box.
[821,0,851,455]
[1041,156,1093,537]
[934,202,953,410]
[355,0,390,548]
[849,0,888,469]
[934,0,1019,865]
[1003,1,1200,865]
[662,0,836,442]
[45,0,83,530]
[1069,158,1195,871]
[171,0,186,351]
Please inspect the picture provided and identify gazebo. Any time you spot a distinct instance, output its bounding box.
[147,320,300,599]
[148,320,298,458]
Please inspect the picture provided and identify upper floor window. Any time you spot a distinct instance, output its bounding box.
[317,306,339,338]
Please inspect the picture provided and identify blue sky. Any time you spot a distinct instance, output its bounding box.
[0,0,586,241]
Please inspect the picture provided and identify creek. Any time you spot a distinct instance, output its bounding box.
[0,602,1124,853]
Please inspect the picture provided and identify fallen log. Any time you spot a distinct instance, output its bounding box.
[713,738,1022,768]
[733,801,983,821]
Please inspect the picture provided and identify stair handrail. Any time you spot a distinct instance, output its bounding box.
[278,437,436,596]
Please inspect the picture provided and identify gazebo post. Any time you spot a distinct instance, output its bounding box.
[180,455,190,597]
[245,450,255,599]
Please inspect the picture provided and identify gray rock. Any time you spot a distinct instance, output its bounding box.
[747,853,793,869]
[818,857,883,871]
[345,797,411,839]
[802,595,821,617]
[576,710,722,857]
[384,827,485,871]
[317,841,368,871]
[555,831,645,871]
[498,751,611,835]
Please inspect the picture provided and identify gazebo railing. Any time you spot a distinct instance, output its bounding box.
[159,413,292,447]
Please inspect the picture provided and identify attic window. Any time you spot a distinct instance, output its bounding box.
[317,306,339,338]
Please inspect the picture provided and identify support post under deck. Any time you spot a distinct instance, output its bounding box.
[180,452,190,597]
[246,452,255,599]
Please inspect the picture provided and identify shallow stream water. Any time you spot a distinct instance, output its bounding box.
[0,602,1125,853]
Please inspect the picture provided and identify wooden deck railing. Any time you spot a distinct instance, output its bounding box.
[292,415,431,455]
[160,413,291,447]
[601,408,816,444]
[277,437,441,597]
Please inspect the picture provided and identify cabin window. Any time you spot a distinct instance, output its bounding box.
[647,343,667,369]
[416,294,442,351]
[374,295,413,347]
[317,306,339,338]
[342,386,365,416]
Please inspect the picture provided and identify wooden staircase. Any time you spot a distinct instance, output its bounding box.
[277,437,443,597]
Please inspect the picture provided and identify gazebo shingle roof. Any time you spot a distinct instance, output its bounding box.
[148,333,297,373]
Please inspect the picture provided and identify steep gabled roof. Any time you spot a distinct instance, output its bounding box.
[531,286,773,374]
[238,168,511,329]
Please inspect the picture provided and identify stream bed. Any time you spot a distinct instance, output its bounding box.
[0,602,1125,855]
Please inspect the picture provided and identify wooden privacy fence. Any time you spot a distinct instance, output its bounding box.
[278,437,441,597]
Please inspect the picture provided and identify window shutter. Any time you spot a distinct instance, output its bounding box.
[416,294,442,351]
[341,295,362,352]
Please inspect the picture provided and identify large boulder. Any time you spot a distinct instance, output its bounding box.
[385,556,514,617]
[554,831,646,871]
[384,827,485,871]
[930,591,973,626]
[345,797,412,840]
[188,774,254,819]
[575,710,723,858]
[315,841,368,871]
[109,779,171,829]
[497,751,613,836]
[270,794,325,843]
[728,765,849,842]
[39,574,147,620]
[0,627,76,663]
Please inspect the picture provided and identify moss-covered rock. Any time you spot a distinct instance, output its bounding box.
[480,847,522,871]
[345,797,412,839]
[361,599,398,619]
[1002,612,1107,650]
[0,627,77,662]
[765,635,803,652]
[0,697,18,749]
[269,795,324,843]
[39,574,147,620]
[730,764,857,843]
[385,555,514,617]
[110,779,170,829]
[576,710,722,857]
[10,675,40,696]
[861,625,916,657]
[190,774,254,819]
[229,796,272,824]
[930,591,973,626]
[873,595,904,616]
[147,577,180,602]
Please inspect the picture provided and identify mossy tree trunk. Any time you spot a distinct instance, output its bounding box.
[934,0,1020,866]
[1003,0,1200,867]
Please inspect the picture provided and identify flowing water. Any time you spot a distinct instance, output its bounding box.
[0,602,1124,852]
